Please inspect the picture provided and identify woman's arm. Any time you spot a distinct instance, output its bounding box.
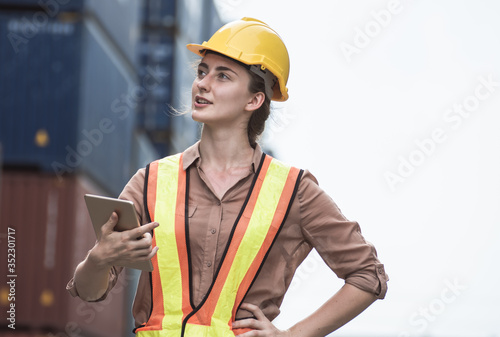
[73,212,159,301]
[288,283,377,336]
[233,283,377,337]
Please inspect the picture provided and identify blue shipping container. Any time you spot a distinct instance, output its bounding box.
[0,10,158,195]
[84,0,142,68]
[76,15,139,195]
[0,0,84,11]
[136,32,174,132]
[142,0,175,28]
[0,10,83,169]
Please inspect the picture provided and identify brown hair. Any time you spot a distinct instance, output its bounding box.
[246,69,271,147]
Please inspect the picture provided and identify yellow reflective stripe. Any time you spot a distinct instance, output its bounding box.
[185,323,235,337]
[212,158,290,325]
[155,154,184,330]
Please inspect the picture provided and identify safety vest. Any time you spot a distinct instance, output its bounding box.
[135,152,303,337]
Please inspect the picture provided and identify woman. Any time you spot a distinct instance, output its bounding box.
[67,18,388,337]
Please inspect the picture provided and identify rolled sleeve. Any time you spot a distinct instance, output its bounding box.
[66,264,123,302]
[298,170,388,299]
[345,263,388,299]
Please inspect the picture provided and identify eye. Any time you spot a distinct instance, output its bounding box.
[197,69,207,78]
[217,72,230,80]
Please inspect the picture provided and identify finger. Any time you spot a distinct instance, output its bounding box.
[239,303,266,321]
[134,231,152,244]
[142,232,153,242]
[101,212,119,235]
[232,318,254,329]
[232,318,261,331]
[127,221,159,239]
[129,236,153,250]
[147,246,159,259]
[131,244,158,262]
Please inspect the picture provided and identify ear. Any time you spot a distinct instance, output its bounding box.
[244,92,266,112]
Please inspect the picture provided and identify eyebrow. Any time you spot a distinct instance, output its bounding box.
[199,62,239,76]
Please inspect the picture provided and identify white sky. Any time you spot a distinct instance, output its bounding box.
[216,1,500,336]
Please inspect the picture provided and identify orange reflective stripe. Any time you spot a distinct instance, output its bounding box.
[142,160,164,331]
[173,155,191,320]
[232,165,302,319]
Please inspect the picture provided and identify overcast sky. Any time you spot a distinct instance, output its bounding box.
[215,1,500,336]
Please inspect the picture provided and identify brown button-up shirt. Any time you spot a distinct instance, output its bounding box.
[67,142,388,328]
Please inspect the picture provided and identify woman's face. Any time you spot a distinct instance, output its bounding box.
[191,53,258,129]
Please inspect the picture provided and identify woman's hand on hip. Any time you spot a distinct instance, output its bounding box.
[232,303,292,337]
[89,212,159,269]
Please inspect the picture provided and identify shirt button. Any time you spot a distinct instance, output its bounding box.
[378,267,384,274]
[216,201,221,206]
[210,228,216,234]
[206,261,212,267]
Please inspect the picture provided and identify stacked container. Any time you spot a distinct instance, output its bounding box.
[0,1,149,196]
[0,0,156,336]
[0,171,132,336]
[136,0,176,157]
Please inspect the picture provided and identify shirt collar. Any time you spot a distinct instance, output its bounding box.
[182,141,264,173]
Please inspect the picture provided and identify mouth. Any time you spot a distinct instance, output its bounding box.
[194,95,213,106]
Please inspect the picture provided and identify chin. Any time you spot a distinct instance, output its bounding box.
[191,109,207,123]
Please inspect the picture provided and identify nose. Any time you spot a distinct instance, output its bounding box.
[196,74,211,92]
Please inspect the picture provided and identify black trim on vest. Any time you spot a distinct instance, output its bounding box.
[235,168,304,315]
[181,152,267,336]
[143,163,156,325]
[133,323,146,334]
[144,163,152,224]
[185,169,195,311]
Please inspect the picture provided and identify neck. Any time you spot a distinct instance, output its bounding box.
[199,125,254,171]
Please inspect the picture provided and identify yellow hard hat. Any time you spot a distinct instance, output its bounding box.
[186,17,290,101]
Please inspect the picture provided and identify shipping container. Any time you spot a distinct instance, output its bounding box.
[84,0,142,68]
[135,0,176,149]
[0,0,84,12]
[141,0,175,29]
[0,9,157,196]
[0,10,83,170]
[0,170,136,336]
[75,13,140,195]
[130,131,161,174]
[136,31,174,135]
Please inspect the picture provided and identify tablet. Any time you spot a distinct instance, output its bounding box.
[84,194,154,271]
